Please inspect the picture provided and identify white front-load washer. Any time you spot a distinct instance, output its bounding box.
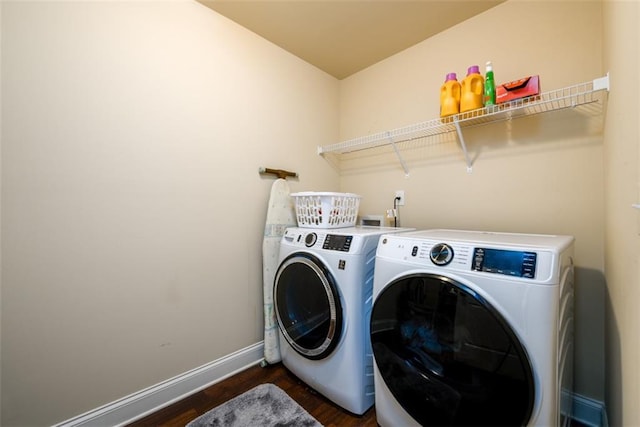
[371,229,575,426]
[274,226,412,415]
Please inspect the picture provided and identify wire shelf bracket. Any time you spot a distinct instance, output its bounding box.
[385,131,410,177]
[453,116,473,173]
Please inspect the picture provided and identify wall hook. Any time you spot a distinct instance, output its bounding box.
[259,167,298,180]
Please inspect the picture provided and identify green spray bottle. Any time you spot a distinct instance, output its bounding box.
[484,61,496,106]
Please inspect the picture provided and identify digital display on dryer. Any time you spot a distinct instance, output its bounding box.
[323,235,353,252]
[472,248,537,278]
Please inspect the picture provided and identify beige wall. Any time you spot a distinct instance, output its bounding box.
[0,1,339,425]
[338,0,606,403]
[603,1,640,426]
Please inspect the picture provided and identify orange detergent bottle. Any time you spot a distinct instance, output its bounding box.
[460,65,484,113]
[440,72,461,118]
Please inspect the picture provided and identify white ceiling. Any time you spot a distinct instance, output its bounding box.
[198,1,505,80]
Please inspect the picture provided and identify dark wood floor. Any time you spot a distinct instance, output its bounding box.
[127,361,377,427]
[127,361,589,427]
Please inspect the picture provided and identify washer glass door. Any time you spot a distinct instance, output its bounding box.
[274,253,342,360]
[371,273,534,426]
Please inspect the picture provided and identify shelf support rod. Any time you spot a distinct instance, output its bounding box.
[385,131,410,177]
[453,117,473,173]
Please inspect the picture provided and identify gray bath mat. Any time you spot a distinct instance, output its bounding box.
[186,383,323,427]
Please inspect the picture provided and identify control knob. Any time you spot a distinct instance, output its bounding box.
[430,243,454,266]
[304,233,317,247]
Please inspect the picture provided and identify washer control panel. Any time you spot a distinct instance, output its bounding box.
[472,248,537,278]
[376,230,562,283]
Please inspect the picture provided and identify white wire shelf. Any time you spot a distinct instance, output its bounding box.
[318,74,609,174]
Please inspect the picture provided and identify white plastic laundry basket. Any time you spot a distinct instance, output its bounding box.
[291,192,361,229]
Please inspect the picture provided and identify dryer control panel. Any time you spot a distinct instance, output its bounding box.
[282,228,363,253]
[323,234,353,252]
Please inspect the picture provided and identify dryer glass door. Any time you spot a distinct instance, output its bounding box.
[274,253,343,360]
[371,273,534,426]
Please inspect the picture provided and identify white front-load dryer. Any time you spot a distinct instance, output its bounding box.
[371,229,575,426]
[274,226,412,415]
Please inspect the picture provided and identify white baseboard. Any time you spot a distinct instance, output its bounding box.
[572,393,608,427]
[54,342,265,427]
